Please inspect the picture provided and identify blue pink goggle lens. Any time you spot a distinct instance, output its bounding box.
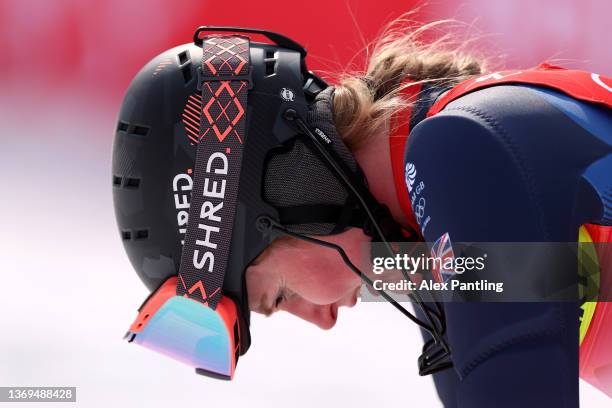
[125,277,240,380]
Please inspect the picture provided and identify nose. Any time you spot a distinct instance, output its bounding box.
[280,289,359,330]
[281,298,338,330]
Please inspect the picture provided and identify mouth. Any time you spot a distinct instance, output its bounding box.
[330,304,338,322]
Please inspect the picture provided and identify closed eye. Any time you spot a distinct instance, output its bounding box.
[275,294,285,308]
[274,288,294,310]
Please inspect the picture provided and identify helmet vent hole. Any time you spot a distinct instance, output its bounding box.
[117,121,129,132]
[131,125,150,137]
[121,230,132,240]
[124,178,141,189]
[112,176,122,187]
[135,229,149,240]
[264,50,277,76]
[178,50,190,65]
[182,65,193,84]
[265,60,276,76]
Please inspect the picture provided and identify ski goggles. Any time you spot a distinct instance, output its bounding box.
[125,277,240,379]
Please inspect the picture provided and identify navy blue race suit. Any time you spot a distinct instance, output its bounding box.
[404,83,612,407]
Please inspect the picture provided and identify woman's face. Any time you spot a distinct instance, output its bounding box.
[245,228,369,329]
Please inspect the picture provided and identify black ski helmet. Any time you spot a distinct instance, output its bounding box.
[112,27,380,356]
[115,27,448,378]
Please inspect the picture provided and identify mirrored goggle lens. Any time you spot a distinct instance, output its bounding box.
[127,291,239,380]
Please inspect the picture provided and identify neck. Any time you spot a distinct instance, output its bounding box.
[352,127,410,229]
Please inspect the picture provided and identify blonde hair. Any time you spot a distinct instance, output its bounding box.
[332,15,488,150]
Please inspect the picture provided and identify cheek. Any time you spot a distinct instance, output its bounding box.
[245,267,270,310]
[286,250,360,304]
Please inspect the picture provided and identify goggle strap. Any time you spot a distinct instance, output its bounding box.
[176,35,251,310]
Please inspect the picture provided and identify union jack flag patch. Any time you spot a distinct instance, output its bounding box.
[430,232,455,283]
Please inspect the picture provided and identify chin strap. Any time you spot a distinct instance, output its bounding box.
[273,200,417,242]
[358,203,420,242]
